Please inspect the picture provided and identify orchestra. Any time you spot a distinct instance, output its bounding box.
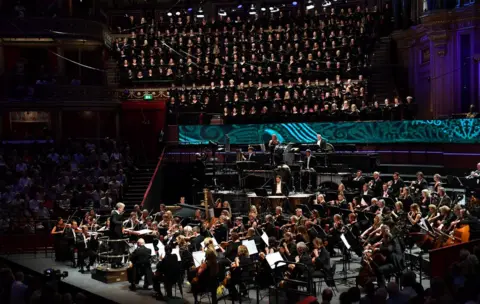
[47,145,480,303]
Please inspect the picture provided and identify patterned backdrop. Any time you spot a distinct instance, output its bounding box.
[179,118,480,145]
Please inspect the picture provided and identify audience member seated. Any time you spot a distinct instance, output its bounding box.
[0,138,134,234]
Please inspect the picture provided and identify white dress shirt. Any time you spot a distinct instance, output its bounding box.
[306,156,311,169]
[276,182,282,194]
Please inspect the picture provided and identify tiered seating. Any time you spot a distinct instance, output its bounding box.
[114,6,416,124]
[0,138,134,234]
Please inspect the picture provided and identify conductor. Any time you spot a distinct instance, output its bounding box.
[110,202,125,267]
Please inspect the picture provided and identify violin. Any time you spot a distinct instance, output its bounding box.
[191,261,208,284]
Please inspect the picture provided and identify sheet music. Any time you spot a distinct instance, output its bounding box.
[192,251,206,267]
[145,243,157,256]
[261,232,269,246]
[172,246,182,261]
[157,240,165,258]
[136,229,153,235]
[340,234,351,249]
[265,252,286,269]
[201,237,220,250]
[242,239,258,255]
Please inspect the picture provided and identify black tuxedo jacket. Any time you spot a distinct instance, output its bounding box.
[304,155,317,169]
[390,178,404,196]
[317,140,327,151]
[189,235,205,252]
[131,245,152,266]
[272,182,289,196]
[245,153,256,161]
[372,178,383,196]
[110,211,124,238]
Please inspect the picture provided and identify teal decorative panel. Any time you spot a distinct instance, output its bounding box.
[178,119,480,145]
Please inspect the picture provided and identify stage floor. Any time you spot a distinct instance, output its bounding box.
[1,252,430,303]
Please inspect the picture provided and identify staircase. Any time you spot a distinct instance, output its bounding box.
[369,36,396,102]
[106,57,119,86]
[123,160,158,210]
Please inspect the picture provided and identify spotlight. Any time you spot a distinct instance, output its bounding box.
[167,12,172,17]
[175,11,181,16]
[306,0,315,10]
[187,7,192,12]
[218,9,227,16]
[196,7,204,18]
[261,7,266,11]
[292,1,298,5]
[322,0,332,6]
[249,4,257,15]
[237,4,243,8]
[270,6,279,12]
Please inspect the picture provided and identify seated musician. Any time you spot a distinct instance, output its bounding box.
[361,183,375,197]
[433,174,442,193]
[310,210,321,226]
[366,198,379,213]
[296,225,311,244]
[281,215,298,234]
[139,209,149,224]
[279,232,297,261]
[191,248,219,304]
[295,208,307,226]
[128,238,153,291]
[437,187,452,208]
[375,199,386,215]
[426,204,440,224]
[193,209,204,223]
[353,170,365,185]
[305,221,319,240]
[381,183,392,199]
[389,172,405,198]
[347,213,362,238]
[274,206,285,226]
[448,205,476,235]
[83,209,96,225]
[407,203,422,232]
[226,245,253,300]
[399,186,413,211]
[436,205,455,232]
[133,204,142,218]
[327,214,343,256]
[314,194,327,205]
[158,213,172,229]
[246,212,258,230]
[64,221,81,267]
[467,162,480,178]
[77,225,95,273]
[231,216,246,235]
[361,215,383,245]
[153,245,183,300]
[372,226,404,287]
[154,204,167,220]
[243,146,256,161]
[211,215,228,242]
[188,226,205,252]
[249,205,259,217]
[391,201,407,228]
[123,212,139,229]
[263,214,277,238]
[420,189,432,212]
[311,238,332,278]
[225,232,242,261]
[333,193,349,209]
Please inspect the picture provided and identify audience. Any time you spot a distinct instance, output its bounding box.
[0,138,134,234]
[113,6,418,124]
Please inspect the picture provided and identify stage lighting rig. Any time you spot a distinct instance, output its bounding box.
[196,7,204,18]
[306,0,315,10]
[249,4,257,15]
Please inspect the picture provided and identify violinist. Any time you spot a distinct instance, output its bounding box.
[230,217,246,235]
[98,218,110,232]
[139,209,149,224]
[281,215,298,233]
[226,245,252,300]
[314,194,327,205]
[374,226,404,287]
[263,214,277,238]
[305,221,319,240]
[361,215,383,245]
[158,213,172,229]
[295,208,307,226]
[364,198,379,213]
[327,214,343,255]
[274,206,285,225]
[64,221,81,267]
[51,217,66,261]
[245,212,258,230]
[191,248,219,304]
[225,232,242,261]
[296,225,311,243]
[391,201,407,232]
[77,225,97,273]
[375,199,386,215]
[279,232,297,261]
[153,245,183,300]
[188,226,205,252]
[123,212,140,230]
[311,238,332,278]
[310,209,321,226]
[133,204,142,218]
[346,213,362,238]
[211,215,228,242]
[83,209,96,225]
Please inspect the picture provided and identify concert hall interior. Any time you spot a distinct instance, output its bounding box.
[1,0,480,304]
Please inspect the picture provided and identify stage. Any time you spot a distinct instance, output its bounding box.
[1,251,431,303]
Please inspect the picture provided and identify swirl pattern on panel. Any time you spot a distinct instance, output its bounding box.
[178,119,480,145]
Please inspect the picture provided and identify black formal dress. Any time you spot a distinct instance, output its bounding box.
[154,253,183,298]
